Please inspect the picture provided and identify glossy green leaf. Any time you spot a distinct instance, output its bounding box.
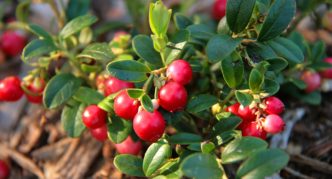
[186,94,218,114]
[309,41,325,63]
[97,94,115,112]
[127,89,144,99]
[78,43,114,62]
[22,39,57,63]
[201,142,215,154]
[226,0,256,33]
[60,15,97,38]
[289,78,306,90]
[222,137,268,164]
[61,100,86,137]
[236,149,289,178]
[107,59,151,82]
[168,133,202,144]
[108,115,132,143]
[220,56,244,88]
[73,87,104,105]
[143,142,172,176]
[28,24,52,40]
[66,0,90,21]
[262,79,280,96]
[211,116,242,138]
[132,35,163,67]
[186,24,214,41]
[149,0,172,36]
[114,154,145,177]
[165,41,187,65]
[174,13,192,30]
[206,35,242,63]
[258,0,296,41]
[235,91,253,107]
[266,58,288,72]
[249,69,264,93]
[181,153,223,179]
[214,130,242,146]
[267,37,304,64]
[246,43,278,60]
[140,94,154,113]
[43,74,82,109]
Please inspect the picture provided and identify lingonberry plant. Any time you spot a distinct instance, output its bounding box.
[1,0,332,178]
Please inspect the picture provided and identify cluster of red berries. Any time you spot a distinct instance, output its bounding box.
[301,57,332,93]
[0,76,45,104]
[0,160,9,179]
[0,30,26,64]
[226,96,285,140]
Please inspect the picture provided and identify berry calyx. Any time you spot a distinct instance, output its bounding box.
[0,31,26,57]
[301,70,321,93]
[158,82,188,112]
[90,125,108,142]
[133,110,166,142]
[226,103,240,116]
[115,136,142,155]
[241,121,267,140]
[24,78,45,104]
[319,57,332,79]
[0,76,23,102]
[104,77,134,96]
[212,0,227,20]
[263,96,285,115]
[114,90,140,120]
[167,59,193,85]
[262,114,285,134]
[0,160,9,179]
[237,105,257,122]
[82,105,107,129]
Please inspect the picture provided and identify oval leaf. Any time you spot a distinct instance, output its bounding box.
[22,39,57,63]
[114,154,145,177]
[108,115,132,143]
[143,142,172,176]
[226,0,256,33]
[168,133,202,144]
[28,24,53,40]
[107,59,151,82]
[174,13,193,30]
[249,69,264,93]
[267,37,304,64]
[186,94,218,114]
[235,91,253,107]
[60,15,97,38]
[132,35,163,67]
[211,116,242,138]
[206,35,242,63]
[61,100,86,137]
[78,43,114,62]
[221,56,244,88]
[140,94,154,113]
[73,87,104,105]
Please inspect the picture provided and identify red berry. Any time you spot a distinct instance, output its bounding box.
[90,125,108,141]
[133,110,166,142]
[241,122,267,140]
[158,82,187,112]
[167,59,193,85]
[262,114,285,134]
[104,77,134,96]
[115,136,142,155]
[25,78,45,104]
[212,0,227,20]
[0,76,23,102]
[320,57,332,79]
[237,105,256,122]
[0,160,9,179]
[301,71,321,93]
[114,90,140,120]
[0,31,26,57]
[264,96,284,115]
[226,102,240,116]
[82,105,107,129]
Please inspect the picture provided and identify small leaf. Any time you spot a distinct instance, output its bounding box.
[289,78,306,90]
[165,41,187,65]
[267,37,304,64]
[235,91,253,107]
[206,35,242,63]
[246,43,278,60]
[61,100,86,137]
[174,13,192,30]
[181,153,223,179]
[132,35,163,67]
[127,89,144,99]
[60,15,97,38]
[186,24,214,41]
[65,0,90,21]
[186,94,218,114]
[220,56,244,88]
[249,69,264,93]
[149,1,172,36]
[107,60,151,82]
[309,41,325,63]
[168,133,202,144]
[266,58,288,72]
[211,117,242,138]
[258,0,296,41]
[78,43,114,62]
[226,0,256,33]
[43,74,82,109]
[97,95,115,112]
[28,24,53,40]
[143,142,172,176]
[236,149,289,178]
[114,154,145,177]
[201,142,215,154]
[73,87,104,105]
[221,137,268,164]
[22,39,57,63]
[262,79,280,96]
[108,115,132,143]
[140,94,154,113]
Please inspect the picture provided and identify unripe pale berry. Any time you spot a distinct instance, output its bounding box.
[301,71,321,93]
[241,121,267,140]
[264,96,284,115]
[320,57,332,79]
[0,31,26,57]
[167,59,193,85]
[158,82,187,112]
[0,76,23,102]
[25,78,45,104]
[0,160,9,179]
[82,105,107,129]
[115,136,142,155]
[237,105,256,122]
[262,114,285,134]
[212,0,227,20]
[133,110,166,142]
[104,77,134,96]
[114,90,140,120]
[90,125,108,141]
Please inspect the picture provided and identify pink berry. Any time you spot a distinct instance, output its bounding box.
[212,0,227,20]
[320,57,332,79]
[82,105,107,129]
[90,125,108,141]
[167,59,193,85]
[262,114,285,134]
[237,105,256,122]
[241,121,267,140]
[158,82,188,112]
[301,71,321,93]
[114,90,140,120]
[264,96,285,115]
[104,76,134,96]
[115,136,142,155]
